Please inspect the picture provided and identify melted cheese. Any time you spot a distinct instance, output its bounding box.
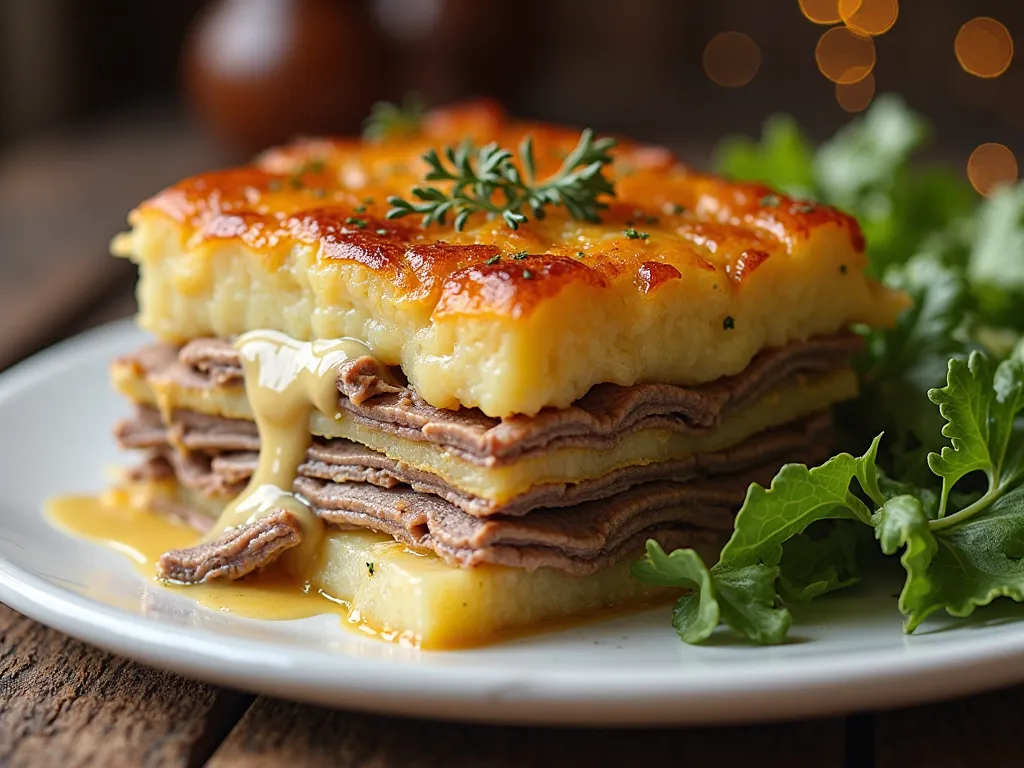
[112,100,907,417]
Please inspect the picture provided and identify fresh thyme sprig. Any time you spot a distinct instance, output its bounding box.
[363,94,425,143]
[385,129,617,231]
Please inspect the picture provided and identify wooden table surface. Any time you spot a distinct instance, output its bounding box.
[3,114,1024,768]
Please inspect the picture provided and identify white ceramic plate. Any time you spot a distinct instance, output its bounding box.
[5,320,1024,725]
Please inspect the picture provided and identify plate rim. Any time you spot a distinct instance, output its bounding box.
[5,320,1024,725]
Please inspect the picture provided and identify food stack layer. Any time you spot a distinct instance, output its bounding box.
[107,100,905,641]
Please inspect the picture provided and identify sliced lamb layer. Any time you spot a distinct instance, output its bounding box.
[130,428,829,573]
[156,509,303,584]
[119,332,859,465]
[118,407,832,517]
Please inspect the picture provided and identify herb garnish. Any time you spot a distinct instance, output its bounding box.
[723,316,735,330]
[522,269,534,280]
[760,194,781,207]
[345,217,367,229]
[363,94,425,143]
[485,255,501,265]
[366,562,375,576]
[510,251,529,260]
[624,228,650,240]
[385,129,616,232]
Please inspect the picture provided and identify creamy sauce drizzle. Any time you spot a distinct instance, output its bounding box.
[46,493,674,649]
[47,494,356,622]
[44,329,674,649]
[209,330,370,577]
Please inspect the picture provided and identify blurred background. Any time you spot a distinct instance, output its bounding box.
[0,0,1020,367]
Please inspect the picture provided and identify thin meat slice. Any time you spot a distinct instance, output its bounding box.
[118,332,860,464]
[119,407,832,517]
[155,509,302,583]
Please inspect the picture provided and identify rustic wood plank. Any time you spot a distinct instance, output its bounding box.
[0,604,253,768]
[875,685,1024,767]
[207,696,847,768]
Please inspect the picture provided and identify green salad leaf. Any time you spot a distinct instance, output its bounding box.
[777,521,865,604]
[851,257,974,482]
[640,93,1024,647]
[714,115,816,199]
[633,438,882,643]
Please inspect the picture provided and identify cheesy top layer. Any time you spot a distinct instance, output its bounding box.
[113,100,907,417]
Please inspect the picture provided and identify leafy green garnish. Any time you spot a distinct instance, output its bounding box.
[363,94,425,143]
[715,94,975,276]
[714,115,816,199]
[638,348,1024,644]
[386,129,616,231]
[633,438,882,644]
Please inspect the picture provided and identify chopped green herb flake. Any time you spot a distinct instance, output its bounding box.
[376,228,388,235]
[345,217,368,229]
[301,158,326,174]
[576,251,585,258]
[354,205,367,214]
[522,269,534,279]
[760,194,781,207]
[624,228,650,240]
[366,562,375,576]
[723,316,735,330]
[511,251,529,260]
[667,203,686,215]
[794,203,817,213]
[485,254,501,265]
[363,94,426,143]
[646,215,660,225]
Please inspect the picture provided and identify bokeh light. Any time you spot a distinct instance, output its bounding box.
[703,32,761,88]
[799,0,846,25]
[956,18,1014,78]
[836,73,875,112]
[967,143,1019,196]
[815,27,876,84]
[839,0,898,36]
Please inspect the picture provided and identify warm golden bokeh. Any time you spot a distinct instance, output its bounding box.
[956,17,1014,78]
[836,73,876,112]
[799,0,846,25]
[703,31,761,87]
[816,27,876,84]
[967,143,1019,196]
[838,0,898,36]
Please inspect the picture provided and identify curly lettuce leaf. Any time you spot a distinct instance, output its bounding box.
[631,541,719,643]
[873,494,939,630]
[849,257,974,483]
[814,93,927,212]
[777,520,865,604]
[714,115,816,198]
[928,353,1024,512]
[718,435,883,567]
[634,438,882,644]
[875,487,1024,631]
[631,541,790,644]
